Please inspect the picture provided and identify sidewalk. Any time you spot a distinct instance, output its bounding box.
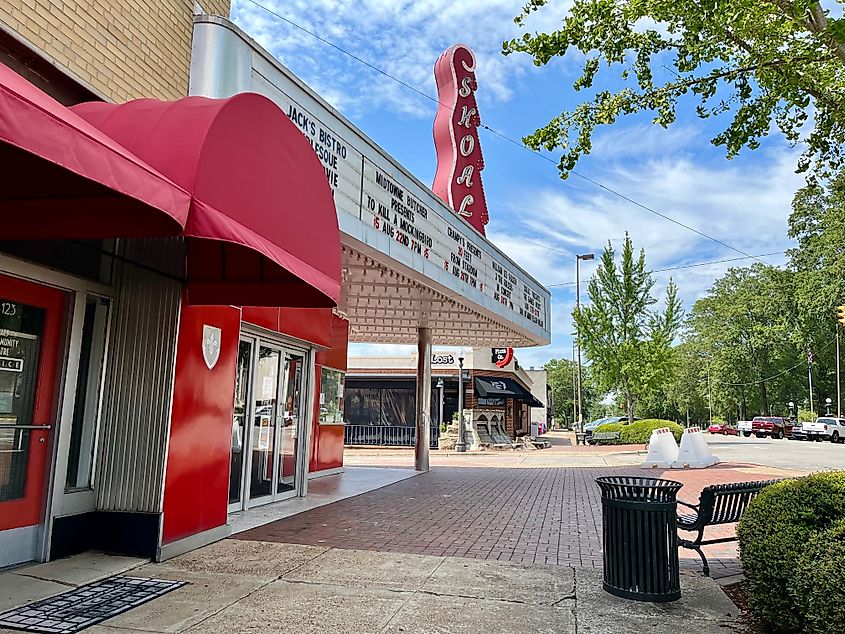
[236,463,794,579]
[2,542,743,633]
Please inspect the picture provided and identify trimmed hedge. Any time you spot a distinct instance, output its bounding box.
[594,423,624,433]
[591,422,625,445]
[790,518,845,634]
[737,472,845,633]
[619,419,683,444]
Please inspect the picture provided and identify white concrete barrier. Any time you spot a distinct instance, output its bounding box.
[640,427,679,469]
[671,426,719,469]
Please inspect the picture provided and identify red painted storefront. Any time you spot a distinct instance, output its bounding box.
[0,61,348,564]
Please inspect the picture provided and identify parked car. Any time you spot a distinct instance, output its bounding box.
[789,423,808,441]
[707,423,739,435]
[737,420,753,437]
[802,417,845,443]
[749,416,793,439]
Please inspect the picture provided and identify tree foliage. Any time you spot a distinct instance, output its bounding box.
[574,234,683,422]
[688,264,800,416]
[544,358,599,426]
[503,0,845,179]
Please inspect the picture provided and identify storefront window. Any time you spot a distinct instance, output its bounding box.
[66,296,110,491]
[319,368,344,425]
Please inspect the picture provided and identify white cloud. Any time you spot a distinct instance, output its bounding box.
[231,0,573,118]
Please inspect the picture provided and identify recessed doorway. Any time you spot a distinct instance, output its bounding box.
[228,333,308,512]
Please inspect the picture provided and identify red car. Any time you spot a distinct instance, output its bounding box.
[707,423,739,436]
[749,416,793,439]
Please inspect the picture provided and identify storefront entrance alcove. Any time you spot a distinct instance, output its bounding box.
[228,331,309,512]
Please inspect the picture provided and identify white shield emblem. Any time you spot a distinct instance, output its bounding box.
[202,325,222,370]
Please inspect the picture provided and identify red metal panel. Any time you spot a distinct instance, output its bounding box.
[278,307,331,349]
[161,302,240,545]
[316,314,349,371]
[241,306,279,332]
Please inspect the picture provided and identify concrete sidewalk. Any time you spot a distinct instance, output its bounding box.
[3,541,742,634]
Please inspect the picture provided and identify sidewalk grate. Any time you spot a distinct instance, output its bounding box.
[0,575,185,633]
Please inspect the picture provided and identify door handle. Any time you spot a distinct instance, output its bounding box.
[0,424,52,430]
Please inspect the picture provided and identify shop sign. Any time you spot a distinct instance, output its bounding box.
[0,357,23,372]
[432,44,489,235]
[201,325,221,370]
[431,353,455,365]
[248,63,547,333]
[491,347,514,368]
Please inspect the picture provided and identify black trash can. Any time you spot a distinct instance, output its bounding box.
[595,476,683,602]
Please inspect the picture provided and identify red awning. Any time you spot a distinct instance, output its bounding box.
[0,63,190,239]
[73,94,341,308]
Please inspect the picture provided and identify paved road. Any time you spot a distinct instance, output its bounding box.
[345,430,844,473]
[704,433,845,472]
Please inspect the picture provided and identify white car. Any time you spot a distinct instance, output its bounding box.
[737,421,753,437]
[803,417,845,443]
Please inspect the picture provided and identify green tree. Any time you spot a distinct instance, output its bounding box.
[687,264,801,417]
[544,357,578,426]
[544,358,601,426]
[574,235,683,423]
[503,0,845,178]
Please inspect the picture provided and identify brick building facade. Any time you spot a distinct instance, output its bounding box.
[0,0,230,102]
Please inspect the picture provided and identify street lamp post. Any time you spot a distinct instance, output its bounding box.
[456,354,466,452]
[575,253,595,432]
[788,401,796,421]
[825,397,832,417]
[436,378,444,428]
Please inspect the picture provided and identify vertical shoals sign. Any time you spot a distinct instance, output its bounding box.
[432,44,489,236]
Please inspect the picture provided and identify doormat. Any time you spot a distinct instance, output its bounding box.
[0,575,186,633]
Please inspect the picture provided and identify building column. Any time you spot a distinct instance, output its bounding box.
[415,327,432,471]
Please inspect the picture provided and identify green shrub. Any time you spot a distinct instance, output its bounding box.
[737,472,845,633]
[619,419,683,444]
[798,408,818,422]
[592,422,625,445]
[790,518,845,634]
[595,422,624,433]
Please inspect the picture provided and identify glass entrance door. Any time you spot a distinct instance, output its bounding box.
[228,335,309,511]
[0,274,66,536]
[229,340,252,511]
[277,352,304,496]
[249,344,281,503]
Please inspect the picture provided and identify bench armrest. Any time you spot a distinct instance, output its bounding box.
[677,500,699,512]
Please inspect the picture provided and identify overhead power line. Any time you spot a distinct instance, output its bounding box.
[545,251,787,288]
[716,337,835,388]
[241,0,765,264]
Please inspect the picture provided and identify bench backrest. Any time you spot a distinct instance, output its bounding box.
[698,480,780,525]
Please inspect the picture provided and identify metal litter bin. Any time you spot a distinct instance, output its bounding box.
[595,476,683,602]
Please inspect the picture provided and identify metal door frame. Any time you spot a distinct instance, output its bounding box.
[0,253,114,563]
[231,329,311,512]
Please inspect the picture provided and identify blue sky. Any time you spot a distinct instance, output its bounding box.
[230,0,805,368]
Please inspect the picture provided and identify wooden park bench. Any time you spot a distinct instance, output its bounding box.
[677,479,780,576]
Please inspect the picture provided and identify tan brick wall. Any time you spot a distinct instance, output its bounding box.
[0,0,230,102]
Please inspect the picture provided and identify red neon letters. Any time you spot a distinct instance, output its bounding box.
[432,44,489,235]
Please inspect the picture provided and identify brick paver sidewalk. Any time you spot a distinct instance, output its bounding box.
[235,463,794,579]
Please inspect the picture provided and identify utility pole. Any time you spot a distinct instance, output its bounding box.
[572,341,577,430]
[808,346,814,418]
[836,306,845,416]
[575,253,594,431]
[707,365,713,423]
[838,331,841,417]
